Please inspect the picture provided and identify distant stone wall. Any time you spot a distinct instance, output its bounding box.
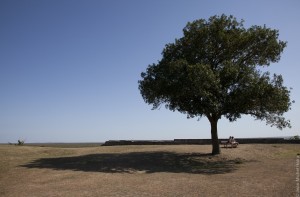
[102,138,300,146]
[173,139,212,145]
[236,138,298,144]
[172,138,299,144]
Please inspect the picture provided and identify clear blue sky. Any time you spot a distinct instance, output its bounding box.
[1,0,299,143]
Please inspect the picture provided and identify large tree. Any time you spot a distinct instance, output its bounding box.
[138,15,293,154]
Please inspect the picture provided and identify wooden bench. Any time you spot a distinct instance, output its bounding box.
[220,141,239,148]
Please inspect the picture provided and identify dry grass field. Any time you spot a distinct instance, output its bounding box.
[0,144,299,197]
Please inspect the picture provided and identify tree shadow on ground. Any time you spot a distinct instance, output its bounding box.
[21,152,244,174]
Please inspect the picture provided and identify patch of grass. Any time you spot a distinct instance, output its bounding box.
[25,143,103,148]
[1,144,299,197]
[234,159,244,164]
[21,152,243,174]
[272,145,300,158]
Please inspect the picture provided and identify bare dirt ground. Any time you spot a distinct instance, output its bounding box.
[0,144,299,197]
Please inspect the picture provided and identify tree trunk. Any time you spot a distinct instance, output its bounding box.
[209,118,220,155]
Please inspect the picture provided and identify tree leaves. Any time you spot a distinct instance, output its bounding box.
[138,14,292,130]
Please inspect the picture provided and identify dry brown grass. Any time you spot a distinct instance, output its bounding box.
[0,144,299,197]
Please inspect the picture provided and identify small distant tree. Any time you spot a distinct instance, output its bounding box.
[138,14,293,155]
[290,135,300,140]
[17,140,25,145]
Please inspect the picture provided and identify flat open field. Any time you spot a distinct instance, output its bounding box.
[0,144,299,197]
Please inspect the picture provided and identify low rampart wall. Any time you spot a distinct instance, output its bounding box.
[102,138,300,146]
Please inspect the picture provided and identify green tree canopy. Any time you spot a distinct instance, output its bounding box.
[138,14,293,154]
